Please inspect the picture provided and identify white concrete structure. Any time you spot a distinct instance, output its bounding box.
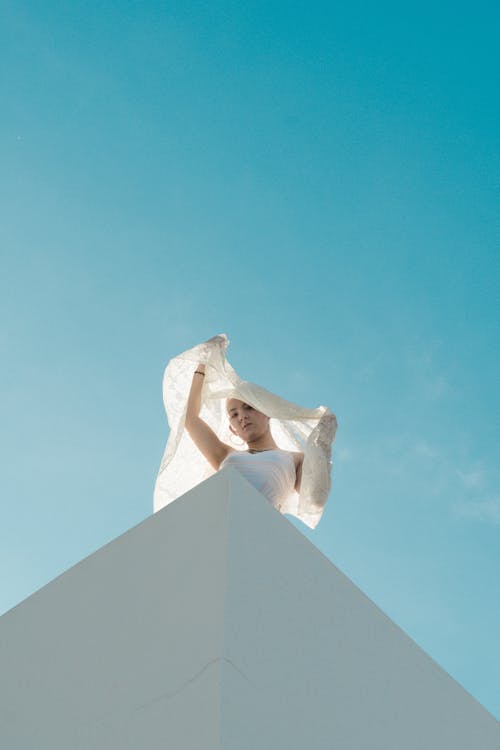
[1,468,498,749]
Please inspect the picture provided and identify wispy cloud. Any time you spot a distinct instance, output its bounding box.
[404,340,454,402]
[453,497,500,526]
[361,432,499,527]
[413,439,439,459]
[456,465,486,490]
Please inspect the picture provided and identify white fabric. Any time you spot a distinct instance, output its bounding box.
[153,334,337,529]
[220,449,296,511]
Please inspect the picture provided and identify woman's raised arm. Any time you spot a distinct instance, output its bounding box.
[185,363,232,470]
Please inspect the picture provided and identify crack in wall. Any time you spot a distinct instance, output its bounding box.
[134,655,255,714]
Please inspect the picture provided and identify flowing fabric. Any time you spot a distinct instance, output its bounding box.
[153,334,338,529]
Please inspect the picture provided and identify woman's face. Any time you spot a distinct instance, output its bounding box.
[226,399,270,443]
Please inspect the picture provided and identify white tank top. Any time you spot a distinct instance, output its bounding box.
[219,449,296,511]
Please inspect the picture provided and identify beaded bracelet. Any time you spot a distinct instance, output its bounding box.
[194,370,205,376]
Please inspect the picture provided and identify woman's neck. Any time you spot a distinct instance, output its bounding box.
[246,434,278,453]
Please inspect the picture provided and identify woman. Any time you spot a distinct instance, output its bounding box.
[154,334,337,529]
[184,362,303,513]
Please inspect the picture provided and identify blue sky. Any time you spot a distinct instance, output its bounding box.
[1,0,499,718]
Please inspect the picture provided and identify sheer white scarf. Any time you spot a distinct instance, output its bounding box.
[153,335,337,529]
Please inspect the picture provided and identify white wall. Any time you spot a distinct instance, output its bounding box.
[0,475,231,749]
[221,468,499,748]
[1,468,498,749]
